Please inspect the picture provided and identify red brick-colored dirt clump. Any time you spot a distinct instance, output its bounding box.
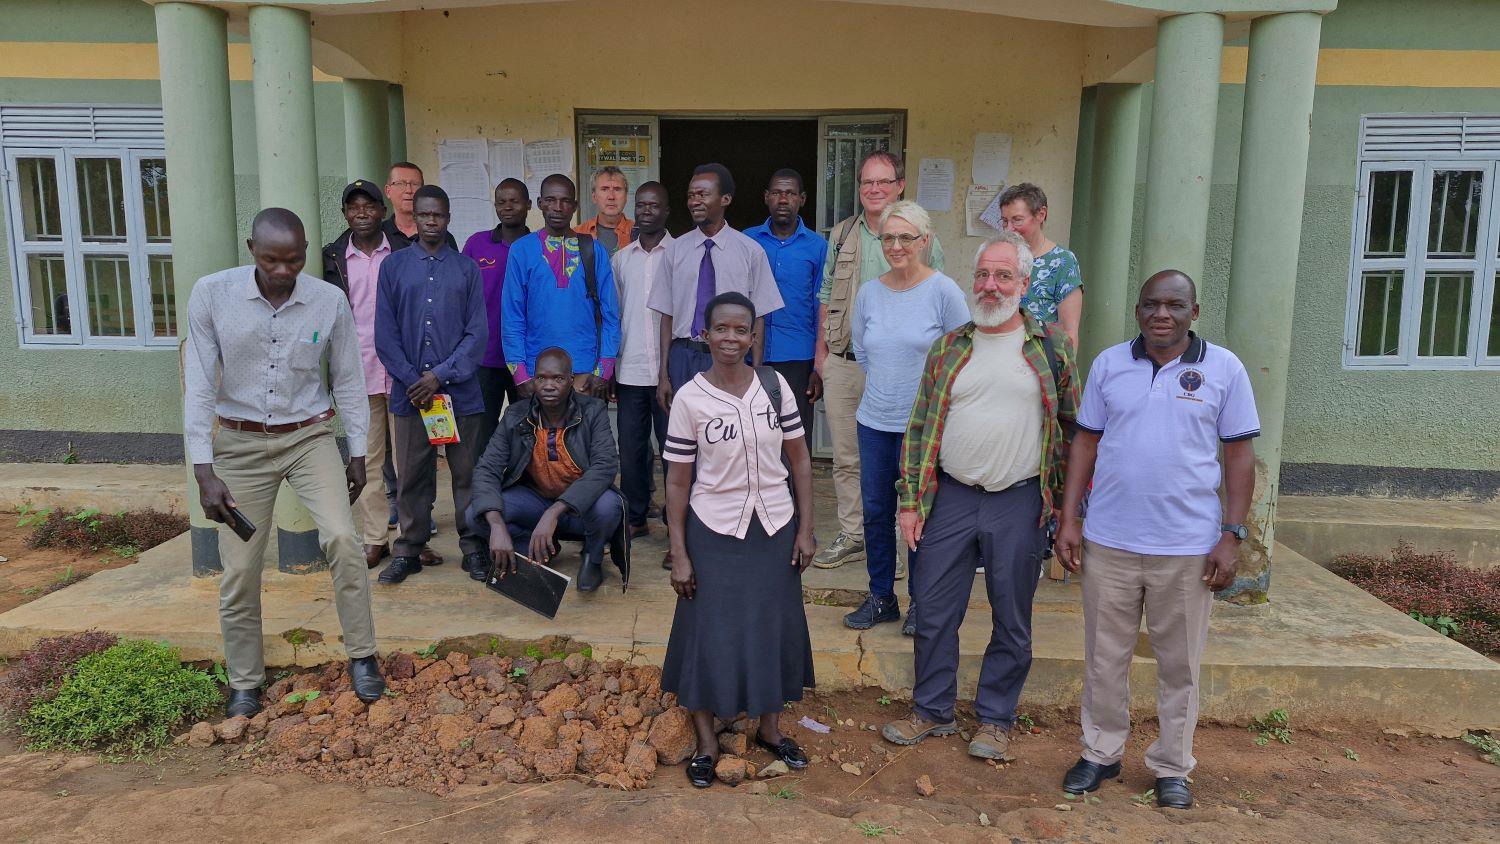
[229,651,689,795]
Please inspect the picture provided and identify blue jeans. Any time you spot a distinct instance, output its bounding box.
[858,422,914,600]
[467,486,623,567]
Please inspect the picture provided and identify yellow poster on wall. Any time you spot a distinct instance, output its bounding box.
[588,137,651,167]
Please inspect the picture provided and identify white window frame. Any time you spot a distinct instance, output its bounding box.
[1344,115,1500,370]
[3,107,172,350]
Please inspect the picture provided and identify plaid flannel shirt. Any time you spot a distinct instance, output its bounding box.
[897,314,1079,524]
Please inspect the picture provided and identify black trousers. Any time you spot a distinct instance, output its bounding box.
[769,359,816,434]
[615,382,667,527]
[392,411,486,557]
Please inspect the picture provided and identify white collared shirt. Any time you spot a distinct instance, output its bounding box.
[182,266,369,464]
[647,224,784,338]
[611,232,673,386]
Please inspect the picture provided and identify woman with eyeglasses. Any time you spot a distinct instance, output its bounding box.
[843,200,969,637]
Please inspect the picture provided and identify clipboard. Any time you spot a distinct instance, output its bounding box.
[485,553,571,619]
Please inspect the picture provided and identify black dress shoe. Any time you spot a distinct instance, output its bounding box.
[226,687,263,718]
[577,560,603,592]
[349,655,386,702]
[754,734,809,769]
[377,555,422,584]
[901,602,918,637]
[1062,757,1121,794]
[461,551,490,582]
[1155,776,1193,809]
[686,754,715,788]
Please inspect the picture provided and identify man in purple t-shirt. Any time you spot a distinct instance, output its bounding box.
[462,177,532,454]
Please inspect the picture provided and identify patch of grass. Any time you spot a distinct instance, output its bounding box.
[855,821,897,837]
[1343,747,1360,762]
[524,644,545,660]
[284,690,321,704]
[1131,788,1156,806]
[19,640,221,754]
[15,503,52,529]
[508,666,527,679]
[767,779,802,801]
[416,644,438,659]
[39,565,89,596]
[26,507,187,555]
[1238,788,1258,802]
[876,695,891,706]
[107,543,142,560]
[0,631,119,715]
[1016,713,1036,730]
[1249,708,1293,746]
[1462,732,1500,765]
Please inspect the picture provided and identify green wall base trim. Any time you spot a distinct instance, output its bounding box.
[0,430,184,464]
[277,528,328,574]
[1280,463,1500,502]
[190,526,222,577]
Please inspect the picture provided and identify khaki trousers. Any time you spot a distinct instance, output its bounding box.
[352,394,394,546]
[820,352,866,538]
[1079,539,1213,778]
[213,421,378,690]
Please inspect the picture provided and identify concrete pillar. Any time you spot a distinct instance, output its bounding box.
[387,84,408,164]
[155,1,238,576]
[343,78,391,185]
[1139,12,1224,284]
[1078,83,1143,376]
[249,4,326,572]
[1069,87,1098,261]
[1222,12,1324,605]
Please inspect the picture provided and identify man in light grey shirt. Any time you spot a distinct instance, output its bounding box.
[183,208,384,719]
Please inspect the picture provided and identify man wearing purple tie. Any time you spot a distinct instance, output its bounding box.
[649,163,784,414]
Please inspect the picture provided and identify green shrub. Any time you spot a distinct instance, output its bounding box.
[19,640,221,754]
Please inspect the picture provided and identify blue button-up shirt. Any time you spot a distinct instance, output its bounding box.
[746,217,828,363]
[375,243,488,417]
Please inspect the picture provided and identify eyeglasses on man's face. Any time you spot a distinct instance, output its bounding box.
[972,270,1018,283]
[860,178,899,190]
[387,179,421,191]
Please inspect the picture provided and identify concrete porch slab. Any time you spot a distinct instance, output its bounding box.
[0,510,1494,734]
[1278,494,1500,570]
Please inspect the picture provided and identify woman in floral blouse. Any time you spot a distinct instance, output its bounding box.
[997,183,1083,346]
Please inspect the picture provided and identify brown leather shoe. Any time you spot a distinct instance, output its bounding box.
[364,543,389,569]
[881,712,958,746]
[968,723,1014,761]
[419,547,444,566]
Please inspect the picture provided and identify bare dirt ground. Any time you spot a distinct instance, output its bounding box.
[0,518,135,615]
[0,688,1496,843]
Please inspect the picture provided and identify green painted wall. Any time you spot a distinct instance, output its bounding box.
[0,71,348,436]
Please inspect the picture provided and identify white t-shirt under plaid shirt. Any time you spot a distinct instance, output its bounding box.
[662,371,803,539]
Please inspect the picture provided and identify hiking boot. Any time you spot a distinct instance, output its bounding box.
[881,712,958,746]
[843,593,900,629]
[813,532,865,569]
[901,602,918,637]
[968,723,1014,761]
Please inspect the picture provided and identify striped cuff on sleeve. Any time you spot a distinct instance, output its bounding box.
[662,434,698,463]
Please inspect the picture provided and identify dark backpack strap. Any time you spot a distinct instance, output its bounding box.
[576,234,603,360]
[1039,328,1063,390]
[754,366,786,427]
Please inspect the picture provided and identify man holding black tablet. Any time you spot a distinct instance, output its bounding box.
[183,207,385,719]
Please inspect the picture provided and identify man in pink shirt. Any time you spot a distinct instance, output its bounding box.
[321,180,397,567]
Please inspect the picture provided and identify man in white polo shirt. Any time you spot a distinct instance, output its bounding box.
[1054,269,1259,810]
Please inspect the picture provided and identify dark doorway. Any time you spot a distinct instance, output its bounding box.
[657,118,819,236]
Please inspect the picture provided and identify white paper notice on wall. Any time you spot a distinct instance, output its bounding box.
[916,158,955,212]
[965,184,1004,237]
[447,197,495,248]
[488,139,525,184]
[523,139,574,199]
[971,133,1011,186]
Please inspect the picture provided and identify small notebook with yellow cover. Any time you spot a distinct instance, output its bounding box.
[419,394,460,445]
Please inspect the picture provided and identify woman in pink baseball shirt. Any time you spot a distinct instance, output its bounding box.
[660,292,818,788]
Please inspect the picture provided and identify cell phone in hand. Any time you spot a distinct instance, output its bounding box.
[225,506,257,542]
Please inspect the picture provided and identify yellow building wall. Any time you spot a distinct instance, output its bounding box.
[397,0,1087,277]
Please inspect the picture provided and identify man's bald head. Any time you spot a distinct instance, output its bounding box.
[1140,269,1197,304]
[250,207,306,244]
[536,346,574,373]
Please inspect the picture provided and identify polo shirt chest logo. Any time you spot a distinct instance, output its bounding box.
[1177,368,1205,402]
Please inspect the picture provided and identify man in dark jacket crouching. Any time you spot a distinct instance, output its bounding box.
[468,346,625,592]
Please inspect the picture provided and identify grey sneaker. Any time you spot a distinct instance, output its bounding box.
[813,532,866,569]
[894,554,907,581]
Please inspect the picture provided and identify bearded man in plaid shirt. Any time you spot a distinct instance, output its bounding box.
[880,230,1078,762]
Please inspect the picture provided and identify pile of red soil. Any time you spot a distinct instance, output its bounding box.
[202,652,726,795]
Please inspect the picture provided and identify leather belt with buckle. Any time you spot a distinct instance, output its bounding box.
[218,408,336,434]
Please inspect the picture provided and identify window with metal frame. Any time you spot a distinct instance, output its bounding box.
[1345,115,1500,370]
[2,106,173,348]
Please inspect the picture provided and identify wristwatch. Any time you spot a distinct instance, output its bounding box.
[1222,523,1248,542]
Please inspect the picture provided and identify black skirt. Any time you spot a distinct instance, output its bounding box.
[661,510,815,718]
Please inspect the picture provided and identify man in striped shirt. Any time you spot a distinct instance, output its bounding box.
[881,231,1078,763]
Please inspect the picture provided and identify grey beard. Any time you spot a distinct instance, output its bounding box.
[970,293,1020,328]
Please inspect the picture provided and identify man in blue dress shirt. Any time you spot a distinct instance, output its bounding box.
[375,185,489,584]
[746,169,827,427]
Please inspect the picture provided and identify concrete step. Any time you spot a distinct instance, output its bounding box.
[1278,494,1500,570]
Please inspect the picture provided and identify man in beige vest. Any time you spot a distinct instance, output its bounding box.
[814,151,946,569]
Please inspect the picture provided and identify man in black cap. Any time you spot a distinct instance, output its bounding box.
[322,180,404,566]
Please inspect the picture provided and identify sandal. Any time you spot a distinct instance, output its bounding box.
[686,754,716,788]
